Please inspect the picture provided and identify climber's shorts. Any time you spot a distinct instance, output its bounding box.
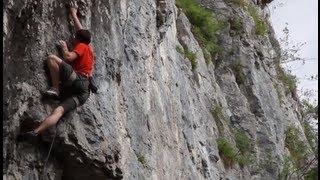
[59,61,90,113]
[59,61,75,84]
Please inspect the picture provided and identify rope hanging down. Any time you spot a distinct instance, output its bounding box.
[41,124,58,180]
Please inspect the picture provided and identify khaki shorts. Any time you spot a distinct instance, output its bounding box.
[59,61,90,113]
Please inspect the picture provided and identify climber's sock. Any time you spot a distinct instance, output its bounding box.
[44,87,60,99]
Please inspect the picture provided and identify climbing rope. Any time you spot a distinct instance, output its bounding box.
[41,124,58,180]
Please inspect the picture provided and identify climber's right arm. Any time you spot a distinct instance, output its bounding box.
[59,40,78,62]
[70,6,83,31]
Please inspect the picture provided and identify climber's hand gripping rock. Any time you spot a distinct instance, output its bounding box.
[59,40,67,49]
[70,3,78,15]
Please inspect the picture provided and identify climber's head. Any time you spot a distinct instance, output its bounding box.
[75,29,91,44]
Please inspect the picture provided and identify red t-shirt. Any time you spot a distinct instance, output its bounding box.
[72,43,94,76]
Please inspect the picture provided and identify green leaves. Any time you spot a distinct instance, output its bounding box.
[285,125,309,167]
[217,138,236,167]
[176,45,198,70]
[247,5,267,36]
[176,0,223,63]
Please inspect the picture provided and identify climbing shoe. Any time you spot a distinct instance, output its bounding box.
[44,88,60,98]
[17,131,39,142]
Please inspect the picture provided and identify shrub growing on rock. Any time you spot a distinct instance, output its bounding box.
[277,66,298,96]
[176,45,198,70]
[217,138,236,168]
[176,0,223,63]
[226,0,267,36]
[137,154,146,165]
[247,4,267,36]
[211,105,225,136]
[234,128,253,168]
[235,129,251,154]
[233,61,246,85]
[285,125,308,167]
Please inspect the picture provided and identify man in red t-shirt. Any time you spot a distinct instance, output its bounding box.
[18,5,94,141]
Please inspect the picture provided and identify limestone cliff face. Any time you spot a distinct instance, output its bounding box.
[3,0,315,180]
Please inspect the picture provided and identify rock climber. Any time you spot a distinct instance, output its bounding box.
[18,4,94,141]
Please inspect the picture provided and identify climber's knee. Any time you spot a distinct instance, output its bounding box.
[47,54,62,66]
[48,54,57,60]
[47,54,56,64]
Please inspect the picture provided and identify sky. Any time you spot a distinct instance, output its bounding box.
[267,0,318,104]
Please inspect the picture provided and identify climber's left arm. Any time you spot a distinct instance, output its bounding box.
[59,40,78,62]
[70,5,83,31]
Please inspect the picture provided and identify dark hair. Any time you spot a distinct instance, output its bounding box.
[75,29,91,44]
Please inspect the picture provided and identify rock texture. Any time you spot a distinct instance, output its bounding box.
[3,0,316,180]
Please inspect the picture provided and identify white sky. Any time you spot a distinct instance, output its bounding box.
[268,0,318,104]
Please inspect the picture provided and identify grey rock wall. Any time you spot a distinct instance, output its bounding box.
[3,0,314,179]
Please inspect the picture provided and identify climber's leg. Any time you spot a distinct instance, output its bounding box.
[17,106,65,141]
[34,106,65,134]
[37,95,79,132]
[34,95,79,133]
[47,54,63,90]
[46,55,76,98]
[46,55,64,97]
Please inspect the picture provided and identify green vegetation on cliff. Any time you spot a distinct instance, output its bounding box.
[276,63,298,96]
[285,125,309,167]
[217,138,236,167]
[176,0,224,64]
[176,45,198,70]
[211,105,226,136]
[234,128,253,168]
[227,0,267,36]
[247,4,267,36]
[233,61,246,85]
